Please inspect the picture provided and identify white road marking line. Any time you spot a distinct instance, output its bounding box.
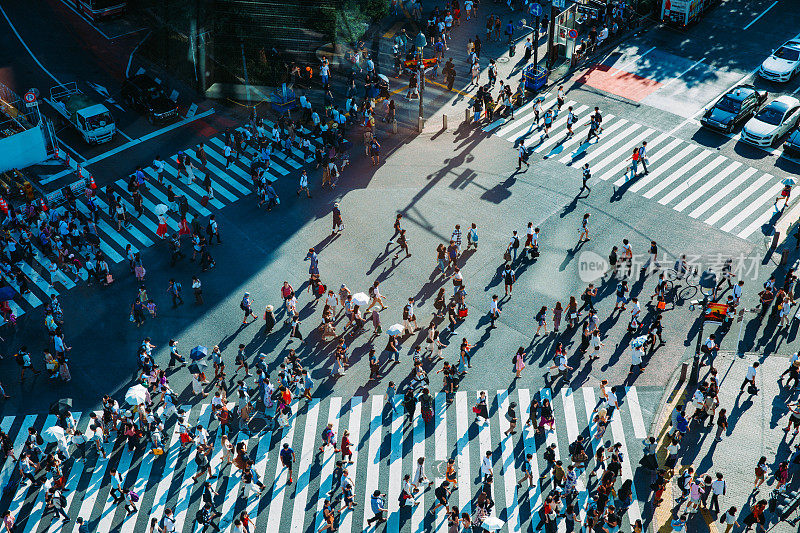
[411,406,426,533]
[720,178,782,231]
[497,390,520,533]
[518,389,542,526]
[533,104,590,153]
[264,413,298,533]
[629,144,698,193]
[707,172,773,226]
[0,4,61,84]
[610,412,643,526]
[659,155,729,207]
[561,118,629,166]
[433,393,448,532]
[737,186,787,238]
[595,131,670,179]
[625,387,647,439]
[385,397,404,533]
[362,396,384,531]
[656,57,706,91]
[337,396,363,533]
[454,391,472,516]
[685,165,752,216]
[496,97,560,138]
[611,46,657,77]
[743,1,778,30]
[290,398,321,533]
[172,404,213,529]
[314,398,342,532]
[643,149,713,198]
[612,137,682,186]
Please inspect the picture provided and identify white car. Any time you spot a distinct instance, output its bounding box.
[759,35,800,82]
[742,95,800,147]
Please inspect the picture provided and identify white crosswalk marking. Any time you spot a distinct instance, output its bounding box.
[610,410,642,526]
[628,145,699,193]
[557,115,621,164]
[687,165,752,217]
[534,105,590,153]
[581,123,641,173]
[476,391,492,504]
[664,156,733,208]
[710,173,774,227]
[612,135,679,186]
[642,149,713,199]
[8,387,652,533]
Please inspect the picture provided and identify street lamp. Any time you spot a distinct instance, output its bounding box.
[690,268,717,384]
[414,31,427,128]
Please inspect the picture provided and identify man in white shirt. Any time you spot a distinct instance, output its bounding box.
[489,295,500,328]
[710,472,726,514]
[297,170,311,198]
[481,451,493,480]
[740,362,759,395]
[109,467,124,503]
[732,280,744,303]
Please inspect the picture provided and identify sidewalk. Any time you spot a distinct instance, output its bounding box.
[652,350,800,533]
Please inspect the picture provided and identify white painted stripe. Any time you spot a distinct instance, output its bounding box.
[496,97,560,138]
[186,146,251,195]
[338,396,363,533]
[454,391,472,515]
[10,262,51,301]
[563,118,634,168]
[245,413,273,530]
[541,389,566,533]
[362,396,384,531]
[27,415,66,528]
[110,197,158,246]
[172,404,213,529]
[48,413,85,533]
[563,387,587,504]
[143,168,213,217]
[659,155,731,207]
[149,405,192,521]
[743,0,778,29]
[628,144,698,192]
[72,418,112,529]
[173,151,240,204]
[710,173,775,228]
[518,389,542,525]
[609,410,642,526]
[215,433,245,529]
[290,398,321,533]
[476,391,493,504]
[612,136,681,187]
[489,98,539,134]
[241,145,282,182]
[115,180,180,232]
[96,439,135,533]
[161,162,226,210]
[433,392,448,532]
[8,415,51,518]
[533,105,590,153]
[385,397,404,533]
[686,164,752,216]
[626,387,647,439]
[88,195,142,253]
[410,407,425,533]
[556,114,619,164]
[581,123,641,175]
[264,415,298,533]
[533,105,589,153]
[639,148,711,197]
[737,188,785,238]
[595,131,669,179]
[208,137,289,177]
[498,389,520,533]
[314,397,342,532]
[611,46,656,76]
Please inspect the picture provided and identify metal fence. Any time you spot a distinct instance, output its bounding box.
[0,83,38,140]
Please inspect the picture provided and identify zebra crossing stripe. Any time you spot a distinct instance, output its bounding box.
[216,431,244,529]
[208,404,237,527]
[290,398,320,533]
[244,420,272,529]
[492,97,549,137]
[115,179,180,232]
[561,388,586,500]
[410,407,425,533]
[534,105,591,154]
[95,437,136,533]
[314,397,342,533]
[629,145,703,194]
[626,387,647,439]
[476,390,493,506]
[660,155,731,208]
[454,391,471,516]
[556,114,619,164]
[385,397,404,533]
[711,173,774,227]
[497,389,520,533]
[496,98,561,139]
[579,123,640,174]
[8,415,52,518]
[433,392,448,532]
[361,395,384,531]
[172,404,213,529]
[595,130,669,179]
[186,145,251,195]
[149,406,191,522]
[264,414,297,533]
[161,161,226,210]
[642,149,713,199]
[609,409,642,526]
[143,167,213,217]
[612,136,682,187]
[736,185,785,238]
[518,389,541,527]
[72,426,112,530]
[338,396,363,533]
[2,267,43,307]
[186,146,250,198]
[579,388,598,520]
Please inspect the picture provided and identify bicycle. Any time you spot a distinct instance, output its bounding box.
[665,266,699,301]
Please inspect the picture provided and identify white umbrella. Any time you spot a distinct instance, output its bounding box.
[125,384,148,406]
[154,203,168,216]
[387,323,405,336]
[783,177,797,186]
[481,516,505,531]
[631,335,648,349]
[42,426,65,443]
[352,292,370,307]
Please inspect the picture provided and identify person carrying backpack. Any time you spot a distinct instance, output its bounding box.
[168,279,183,308]
[240,292,257,324]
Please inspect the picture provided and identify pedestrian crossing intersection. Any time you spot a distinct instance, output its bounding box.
[1,386,653,532]
[484,96,797,241]
[1,124,324,326]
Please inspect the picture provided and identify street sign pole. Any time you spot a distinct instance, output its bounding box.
[533,15,540,67]
[547,3,559,67]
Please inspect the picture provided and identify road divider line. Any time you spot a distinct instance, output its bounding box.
[743,1,778,30]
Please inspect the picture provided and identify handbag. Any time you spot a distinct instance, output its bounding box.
[504,251,512,262]
[472,405,481,414]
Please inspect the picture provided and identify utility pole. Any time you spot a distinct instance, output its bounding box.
[547,0,563,68]
[533,15,540,67]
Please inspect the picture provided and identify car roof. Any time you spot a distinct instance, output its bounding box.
[782,34,800,49]
[725,85,757,101]
[129,74,161,91]
[766,95,800,111]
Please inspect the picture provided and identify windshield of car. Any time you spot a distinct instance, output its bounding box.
[147,86,165,98]
[716,96,741,113]
[755,106,786,126]
[85,112,114,130]
[775,46,800,61]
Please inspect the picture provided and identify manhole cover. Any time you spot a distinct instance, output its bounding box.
[497,57,510,63]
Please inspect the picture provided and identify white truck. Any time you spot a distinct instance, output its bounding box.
[46,82,115,144]
[661,0,715,26]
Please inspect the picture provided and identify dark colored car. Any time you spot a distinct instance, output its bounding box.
[700,85,767,134]
[785,127,800,155]
[121,74,179,124]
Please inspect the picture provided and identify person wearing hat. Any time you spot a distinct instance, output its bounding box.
[332,202,344,235]
[264,305,276,333]
[240,292,257,324]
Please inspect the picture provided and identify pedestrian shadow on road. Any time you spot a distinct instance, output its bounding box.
[610,178,636,203]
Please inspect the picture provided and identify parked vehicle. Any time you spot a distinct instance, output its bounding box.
[70,0,126,21]
[121,74,179,124]
[700,85,767,134]
[783,127,800,156]
[46,82,115,145]
[741,95,800,148]
[660,0,717,26]
[759,34,800,82]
